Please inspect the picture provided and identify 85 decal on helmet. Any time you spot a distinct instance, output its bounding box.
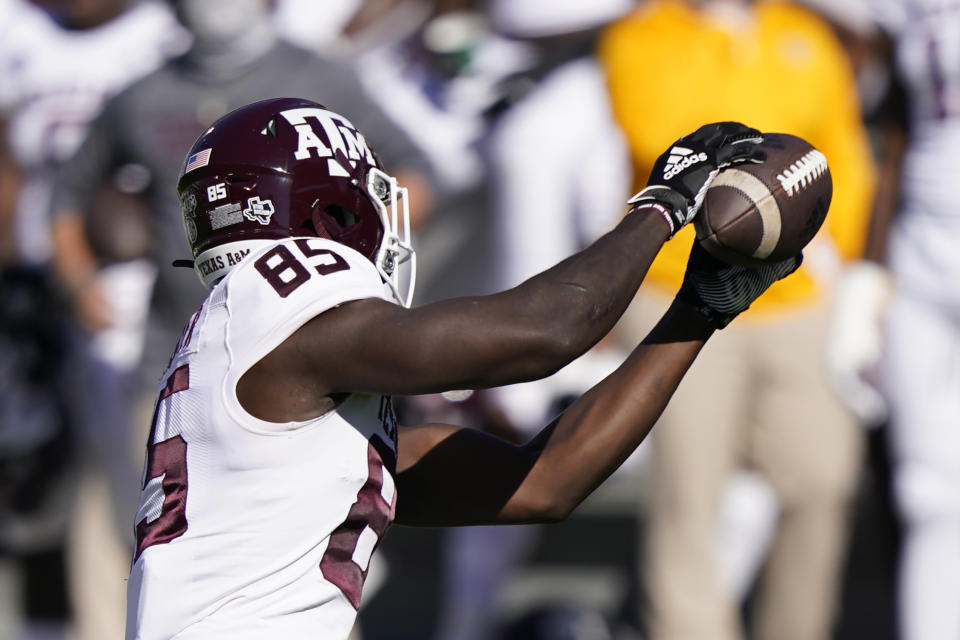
[176,97,416,306]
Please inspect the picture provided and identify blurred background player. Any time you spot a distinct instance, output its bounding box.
[0,0,183,637]
[453,0,635,637]
[0,0,911,637]
[353,1,525,305]
[828,1,960,638]
[349,2,636,636]
[600,1,877,638]
[346,5,540,637]
[48,1,434,638]
[51,0,434,389]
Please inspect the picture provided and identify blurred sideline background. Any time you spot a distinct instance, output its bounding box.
[0,0,944,639]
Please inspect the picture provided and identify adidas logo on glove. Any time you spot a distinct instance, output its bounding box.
[663,146,708,180]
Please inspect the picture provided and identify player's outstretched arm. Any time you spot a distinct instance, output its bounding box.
[393,299,712,526]
[393,245,801,527]
[316,209,671,393]
[239,209,670,422]
[238,123,765,422]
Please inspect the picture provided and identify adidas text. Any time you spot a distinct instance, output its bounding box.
[664,149,709,180]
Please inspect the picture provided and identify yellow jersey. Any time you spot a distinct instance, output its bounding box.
[600,0,876,318]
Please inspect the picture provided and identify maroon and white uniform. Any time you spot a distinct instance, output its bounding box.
[126,237,398,640]
[863,2,960,638]
[0,0,181,263]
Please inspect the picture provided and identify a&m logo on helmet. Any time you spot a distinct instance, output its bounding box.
[279,107,377,177]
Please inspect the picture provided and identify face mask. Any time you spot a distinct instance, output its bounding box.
[177,0,269,43]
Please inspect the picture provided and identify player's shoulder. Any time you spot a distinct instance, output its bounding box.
[0,1,52,57]
[210,238,391,369]
[102,59,175,113]
[221,236,389,313]
[82,12,184,111]
[109,53,183,109]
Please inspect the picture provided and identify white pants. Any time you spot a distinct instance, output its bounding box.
[883,292,960,640]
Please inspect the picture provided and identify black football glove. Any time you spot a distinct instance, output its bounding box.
[629,122,766,235]
[677,242,802,329]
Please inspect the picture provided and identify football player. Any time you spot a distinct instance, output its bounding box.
[828,1,960,638]
[0,1,183,638]
[126,97,797,640]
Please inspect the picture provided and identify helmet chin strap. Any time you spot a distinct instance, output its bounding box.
[309,205,336,242]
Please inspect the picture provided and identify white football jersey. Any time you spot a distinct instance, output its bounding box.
[0,0,182,262]
[126,238,398,640]
[868,0,960,306]
[875,0,960,213]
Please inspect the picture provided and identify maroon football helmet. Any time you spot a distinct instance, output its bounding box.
[177,97,415,305]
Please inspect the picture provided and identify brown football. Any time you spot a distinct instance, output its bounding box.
[694,133,832,266]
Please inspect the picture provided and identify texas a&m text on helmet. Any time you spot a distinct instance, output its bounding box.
[176,97,416,306]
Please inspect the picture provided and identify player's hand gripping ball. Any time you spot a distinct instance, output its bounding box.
[694,133,832,266]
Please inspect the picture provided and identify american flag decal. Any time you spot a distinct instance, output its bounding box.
[184,148,212,174]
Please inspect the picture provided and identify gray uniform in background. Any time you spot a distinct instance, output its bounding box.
[52,39,433,387]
